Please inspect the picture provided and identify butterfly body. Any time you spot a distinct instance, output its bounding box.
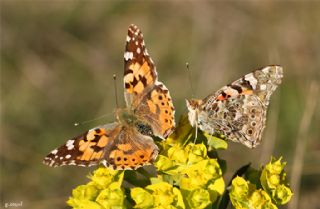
[187,65,283,148]
[43,24,175,170]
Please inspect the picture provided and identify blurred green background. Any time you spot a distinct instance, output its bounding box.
[1,1,320,209]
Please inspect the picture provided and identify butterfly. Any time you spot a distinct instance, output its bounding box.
[43,24,175,170]
[186,65,283,148]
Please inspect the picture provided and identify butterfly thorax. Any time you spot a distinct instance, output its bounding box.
[116,108,154,137]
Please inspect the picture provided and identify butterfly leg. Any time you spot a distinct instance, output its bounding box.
[193,122,198,144]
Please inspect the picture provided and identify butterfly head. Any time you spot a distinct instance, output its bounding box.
[186,99,203,127]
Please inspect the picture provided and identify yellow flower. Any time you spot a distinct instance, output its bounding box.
[187,189,211,209]
[230,176,249,200]
[261,157,293,205]
[131,181,185,209]
[182,159,222,187]
[185,143,207,164]
[155,155,174,171]
[68,167,125,209]
[230,176,277,209]
[131,188,154,208]
[207,177,225,197]
[272,184,293,205]
[90,167,122,189]
[167,144,189,164]
[96,182,125,209]
[67,185,100,208]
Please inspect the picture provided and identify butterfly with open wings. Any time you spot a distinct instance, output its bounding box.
[43,24,175,170]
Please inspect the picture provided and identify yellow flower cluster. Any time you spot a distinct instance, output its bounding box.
[230,176,277,209]
[154,142,225,209]
[67,168,126,209]
[260,157,293,205]
[229,157,293,209]
[131,179,185,209]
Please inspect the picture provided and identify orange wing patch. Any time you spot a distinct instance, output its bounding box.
[43,127,116,167]
[76,128,112,162]
[124,60,155,94]
[108,143,157,170]
[149,84,175,138]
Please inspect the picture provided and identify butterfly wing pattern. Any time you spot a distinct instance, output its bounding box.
[186,65,283,148]
[43,24,175,170]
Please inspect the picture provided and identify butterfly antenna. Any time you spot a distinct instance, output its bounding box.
[74,113,113,126]
[113,74,119,108]
[186,62,195,98]
[186,62,198,144]
[74,74,119,127]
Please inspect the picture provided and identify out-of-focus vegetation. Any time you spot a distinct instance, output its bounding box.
[1,1,319,209]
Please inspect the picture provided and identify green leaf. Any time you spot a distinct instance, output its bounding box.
[204,132,228,150]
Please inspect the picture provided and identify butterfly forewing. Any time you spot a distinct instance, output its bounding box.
[123,24,175,139]
[43,123,118,167]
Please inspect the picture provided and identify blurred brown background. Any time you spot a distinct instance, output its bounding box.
[1,1,320,209]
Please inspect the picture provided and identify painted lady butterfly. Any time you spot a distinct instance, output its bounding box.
[186,66,283,148]
[43,24,175,170]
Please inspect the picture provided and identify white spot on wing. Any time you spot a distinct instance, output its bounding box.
[66,140,75,150]
[51,149,58,155]
[66,154,71,159]
[137,47,141,54]
[244,73,258,89]
[126,35,131,42]
[124,51,133,61]
[49,160,55,167]
[262,66,271,74]
[260,84,267,90]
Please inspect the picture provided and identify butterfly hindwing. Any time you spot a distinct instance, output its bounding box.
[102,125,159,170]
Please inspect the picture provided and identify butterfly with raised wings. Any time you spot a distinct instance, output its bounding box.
[186,66,283,148]
[43,24,175,170]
